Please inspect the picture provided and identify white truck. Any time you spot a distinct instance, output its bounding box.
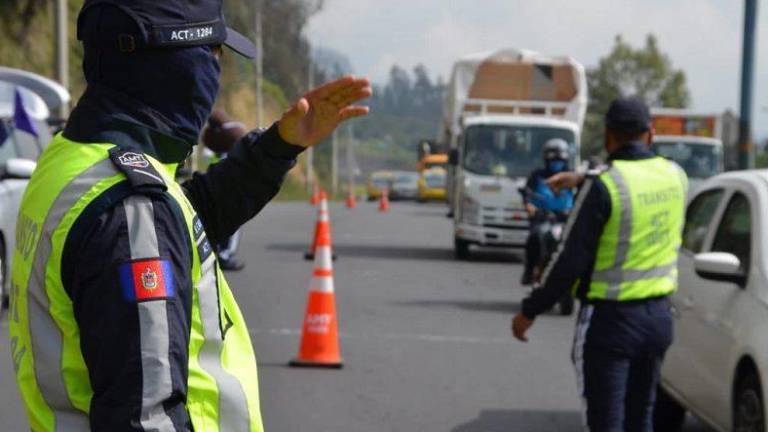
[443,49,587,259]
[650,109,727,193]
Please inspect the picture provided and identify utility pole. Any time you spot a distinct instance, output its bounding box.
[54,0,69,118]
[254,0,264,126]
[738,0,758,169]
[331,130,339,195]
[346,125,355,195]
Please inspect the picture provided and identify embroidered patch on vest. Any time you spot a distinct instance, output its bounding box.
[109,148,168,191]
[119,259,175,302]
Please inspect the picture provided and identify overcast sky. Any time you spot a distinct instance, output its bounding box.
[307,0,768,137]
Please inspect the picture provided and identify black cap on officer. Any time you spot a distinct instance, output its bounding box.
[76,0,258,58]
[605,97,652,135]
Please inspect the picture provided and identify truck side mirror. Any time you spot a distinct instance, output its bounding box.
[449,149,459,166]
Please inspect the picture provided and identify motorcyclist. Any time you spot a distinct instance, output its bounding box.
[521,138,574,285]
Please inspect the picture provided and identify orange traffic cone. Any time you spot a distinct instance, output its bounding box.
[290,205,343,369]
[310,184,320,206]
[379,188,390,212]
[346,188,357,209]
[304,192,336,261]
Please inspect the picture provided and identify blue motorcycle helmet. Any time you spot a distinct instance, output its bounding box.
[543,138,570,174]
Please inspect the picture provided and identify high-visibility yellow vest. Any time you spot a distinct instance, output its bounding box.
[588,157,687,301]
[9,134,263,431]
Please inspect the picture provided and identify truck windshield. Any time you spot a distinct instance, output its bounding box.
[463,125,575,178]
[651,141,722,179]
[424,172,446,188]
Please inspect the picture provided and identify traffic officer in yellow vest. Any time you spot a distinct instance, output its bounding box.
[8,1,371,430]
[512,97,687,431]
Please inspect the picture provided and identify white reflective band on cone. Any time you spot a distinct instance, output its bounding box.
[319,199,330,222]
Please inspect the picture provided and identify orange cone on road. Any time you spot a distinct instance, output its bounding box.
[379,188,390,212]
[310,184,320,206]
[290,206,343,369]
[346,188,357,209]
[304,192,335,261]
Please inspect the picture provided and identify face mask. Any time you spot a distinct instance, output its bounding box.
[547,160,567,173]
[85,40,221,146]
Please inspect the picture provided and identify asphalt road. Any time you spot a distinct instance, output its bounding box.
[0,200,712,431]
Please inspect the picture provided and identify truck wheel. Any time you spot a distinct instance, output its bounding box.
[454,238,471,260]
[653,385,686,432]
[734,370,764,432]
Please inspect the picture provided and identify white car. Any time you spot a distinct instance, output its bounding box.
[655,169,768,431]
[0,68,69,316]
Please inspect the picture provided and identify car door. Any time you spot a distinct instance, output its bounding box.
[681,188,753,427]
[663,187,727,403]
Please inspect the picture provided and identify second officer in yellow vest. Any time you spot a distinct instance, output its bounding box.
[9,1,371,430]
[512,97,687,431]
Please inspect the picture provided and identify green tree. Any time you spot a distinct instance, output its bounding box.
[583,34,690,157]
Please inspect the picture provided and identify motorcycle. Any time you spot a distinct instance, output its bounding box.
[520,188,574,316]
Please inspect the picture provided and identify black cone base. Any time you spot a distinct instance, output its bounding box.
[289,359,344,369]
[303,252,338,261]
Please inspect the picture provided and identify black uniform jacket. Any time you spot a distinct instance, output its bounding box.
[60,84,302,430]
[521,143,657,320]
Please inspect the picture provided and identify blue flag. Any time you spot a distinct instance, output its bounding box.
[0,120,8,146]
[14,88,38,138]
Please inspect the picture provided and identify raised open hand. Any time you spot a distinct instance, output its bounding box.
[278,76,372,148]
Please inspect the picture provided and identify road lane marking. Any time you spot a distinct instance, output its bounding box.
[250,328,510,345]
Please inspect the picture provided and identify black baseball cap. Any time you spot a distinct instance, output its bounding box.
[77,0,258,59]
[605,97,652,135]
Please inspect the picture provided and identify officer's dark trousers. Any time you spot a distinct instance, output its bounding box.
[573,296,673,432]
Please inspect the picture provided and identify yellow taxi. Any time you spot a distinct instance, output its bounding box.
[366,170,393,201]
[417,168,447,202]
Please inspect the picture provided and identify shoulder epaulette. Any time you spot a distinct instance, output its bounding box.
[108,148,168,191]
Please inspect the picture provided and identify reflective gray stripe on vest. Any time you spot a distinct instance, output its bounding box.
[605,168,633,299]
[124,196,177,432]
[592,262,677,286]
[27,159,117,430]
[592,167,676,299]
[195,233,251,431]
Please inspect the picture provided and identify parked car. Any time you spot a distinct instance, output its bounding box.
[655,169,768,431]
[366,170,393,201]
[418,167,447,202]
[390,171,419,201]
[0,68,69,316]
